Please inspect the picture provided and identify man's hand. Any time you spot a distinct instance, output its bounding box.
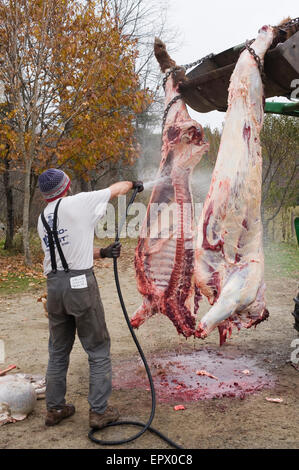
[100,242,122,259]
[132,181,144,193]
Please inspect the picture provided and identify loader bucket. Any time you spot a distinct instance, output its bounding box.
[180,29,299,116]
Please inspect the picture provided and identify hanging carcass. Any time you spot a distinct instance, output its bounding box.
[194,25,276,344]
[131,38,209,337]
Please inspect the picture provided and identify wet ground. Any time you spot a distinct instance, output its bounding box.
[113,348,276,403]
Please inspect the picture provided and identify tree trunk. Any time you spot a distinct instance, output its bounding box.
[29,170,38,208]
[3,155,14,250]
[80,176,91,192]
[23,158,32,266]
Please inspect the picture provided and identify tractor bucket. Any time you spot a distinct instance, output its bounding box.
[179,28,299,116]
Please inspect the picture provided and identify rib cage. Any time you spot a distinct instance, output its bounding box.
[131,39,209,337]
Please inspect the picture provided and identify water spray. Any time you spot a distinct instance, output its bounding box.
[143,176,168,191]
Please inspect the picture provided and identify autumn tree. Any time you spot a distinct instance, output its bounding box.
[0,107,17,248]
[0,0,152,265]
[260,114,299,236]
[108,0,180,132]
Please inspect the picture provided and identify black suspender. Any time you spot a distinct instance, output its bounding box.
[41,198,69,273]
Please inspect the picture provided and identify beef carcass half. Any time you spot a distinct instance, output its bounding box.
[194,26,275,345]
[131,38,209,337]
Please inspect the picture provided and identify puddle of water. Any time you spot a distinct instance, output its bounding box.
[112,348,276,403]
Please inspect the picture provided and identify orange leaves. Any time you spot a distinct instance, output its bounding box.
[0,253,45,282]
[0,0,153,182]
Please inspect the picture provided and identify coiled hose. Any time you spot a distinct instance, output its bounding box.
[88,189,183,449]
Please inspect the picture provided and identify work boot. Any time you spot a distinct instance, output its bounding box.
[89,406,120,430]
[45,404,75,426]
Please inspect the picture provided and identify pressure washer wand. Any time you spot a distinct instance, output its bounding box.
[115,187,139,242]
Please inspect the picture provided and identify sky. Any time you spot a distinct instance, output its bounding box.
[165,0,298,129]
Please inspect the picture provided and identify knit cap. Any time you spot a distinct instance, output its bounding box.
[38,169,71,202]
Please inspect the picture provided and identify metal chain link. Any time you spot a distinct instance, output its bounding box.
[162,94,182,131]
[161,17,299,132]
[162,53,215,91]
[244,39,265,78]
[162,66,183,90]
[275,16,299,31]
[161,53,215,131]
[180,53,215,73]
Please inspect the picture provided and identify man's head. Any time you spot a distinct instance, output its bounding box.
[38,169,71,202]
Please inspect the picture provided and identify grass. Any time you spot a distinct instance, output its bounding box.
[0,234,137,297]
[0,237,46,296]
[264,241,299,279]
[0,272,46,296]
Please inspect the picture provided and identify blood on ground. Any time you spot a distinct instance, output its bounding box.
[112,348,276,404]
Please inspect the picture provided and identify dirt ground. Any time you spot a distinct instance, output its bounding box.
[0,247,298,450]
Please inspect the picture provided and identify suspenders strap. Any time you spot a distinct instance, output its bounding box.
[41,198,69,273]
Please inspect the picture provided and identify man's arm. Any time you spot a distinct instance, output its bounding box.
[108,181,144,200]
[93,248,101,260]
[108,181,133,199]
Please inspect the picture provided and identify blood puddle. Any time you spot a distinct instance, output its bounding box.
[112,348,276,403]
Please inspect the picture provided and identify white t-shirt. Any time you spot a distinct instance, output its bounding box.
[37,188,111,275]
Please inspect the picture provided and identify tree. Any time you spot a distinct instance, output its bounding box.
[0,0,151,264]
[108,0,180,131]
[0,104,18,249]
[260,114,299,236]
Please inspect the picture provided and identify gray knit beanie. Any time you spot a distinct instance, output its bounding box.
[38,169,71,202]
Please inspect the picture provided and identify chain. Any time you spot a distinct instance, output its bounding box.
[275,16,299,31]
[161,52,214,131]
[162,94,182,132]
[162,66,183,90]
[244,17,299,79]
[162,53,215,91]
[160,17,299,133]
[244,39,265,78]
[180,53,215,72]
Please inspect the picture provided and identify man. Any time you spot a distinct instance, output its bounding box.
[37,168,143,429]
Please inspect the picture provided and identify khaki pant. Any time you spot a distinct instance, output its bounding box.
[46,268,111,413]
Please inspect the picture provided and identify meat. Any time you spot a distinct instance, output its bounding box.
[194,26,275,345]
[131,38,209,337]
